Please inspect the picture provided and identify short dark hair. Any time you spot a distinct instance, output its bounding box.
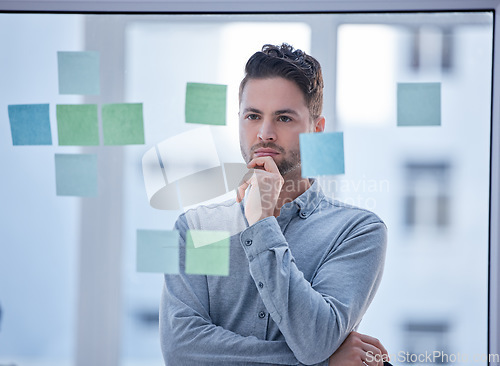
[239,43,324,120]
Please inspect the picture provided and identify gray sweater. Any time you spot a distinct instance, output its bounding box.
[160,180,387,365]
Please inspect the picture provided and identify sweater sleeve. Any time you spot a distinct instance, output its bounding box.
[239,216,387,365]
[160,214,301,366]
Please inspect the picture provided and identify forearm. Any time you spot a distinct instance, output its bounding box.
[240,217,387,365]
[160,278,300,365]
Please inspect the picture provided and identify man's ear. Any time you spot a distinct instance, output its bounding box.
[313,116,325,132]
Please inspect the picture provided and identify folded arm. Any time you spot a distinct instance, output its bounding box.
[160,217,302,366]
[239,217,387,365]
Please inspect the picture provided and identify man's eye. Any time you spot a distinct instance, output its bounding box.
[247,114,259,120]
[278,115,292,122]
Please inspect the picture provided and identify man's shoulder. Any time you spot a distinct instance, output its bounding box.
[316,195,386,228]
[313,196,387,252]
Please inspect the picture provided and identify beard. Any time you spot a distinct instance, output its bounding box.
[241,142,302,177]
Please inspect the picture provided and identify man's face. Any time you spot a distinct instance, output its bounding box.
[239,77,323,178]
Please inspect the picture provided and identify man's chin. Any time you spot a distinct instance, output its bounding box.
[278,162,302,178]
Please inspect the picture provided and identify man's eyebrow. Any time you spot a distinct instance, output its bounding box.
[242,108,300,116]
[242,107,262,114]
[275,109,299,116]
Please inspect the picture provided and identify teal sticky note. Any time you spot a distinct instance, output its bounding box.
[397,82,441,126]
[185,82,227,125]
[55,154,98,196]
[58,51,100,95]
[57,104,99,146]
[185,230,230,276]
[8,104,52,145]
[299,132,345,177]
[102,103,145,145]
[136,230,180,274]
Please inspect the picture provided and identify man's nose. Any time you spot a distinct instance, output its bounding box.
[257,118,277,141]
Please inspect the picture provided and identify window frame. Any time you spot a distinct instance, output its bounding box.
[1,0,498,363]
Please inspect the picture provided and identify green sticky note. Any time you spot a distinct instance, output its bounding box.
[55,153,98,197]
[136,230,180,274]
[8,104,52,145]
[299,132,345,177]
[57,104,99,145]
[397,82,441,126]
[102,103,145,145]
[188,230,230,248]
[185,82,227,125]
[58,51,100,95]
[186,230,230,276]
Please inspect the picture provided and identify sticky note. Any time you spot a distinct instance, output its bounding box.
[188,230,230,249]
[178,166,226,206]
[157,126,219,183]
[55,154,98,196]
[8,104,52,145]
[56,104,99,145]
[102,103,145,145]
[185,82,227,125]
[136,230,180,274]
[185,230,230,276]
[299,132,345,177]
[397,82,441,126]
[58,51,100,95]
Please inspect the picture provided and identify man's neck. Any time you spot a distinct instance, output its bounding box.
[273,176,311,217]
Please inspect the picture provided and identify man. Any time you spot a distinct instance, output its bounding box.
[160,43,388,365]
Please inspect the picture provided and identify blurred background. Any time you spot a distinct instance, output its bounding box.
[0,11,493,366]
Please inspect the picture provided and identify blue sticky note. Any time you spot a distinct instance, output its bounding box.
[8,104,52,145]
[300,132,345,177]
[397,82,441,126]
[58,51,100,95]
[54,154,98,196]
[136,230,180,274]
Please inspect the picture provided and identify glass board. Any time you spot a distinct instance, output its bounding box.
[0,11,493,366]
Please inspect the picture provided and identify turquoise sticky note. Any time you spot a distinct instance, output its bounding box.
[8,104,52,145]
[185,82,227,125]
[58,51,100,95]
[185,230,230,276]
[397,82,441,126]
[136,230,180,274]
[55,154,98,196]
[299,132,345,177]
[57,104,99,145]
[102,103,145,145]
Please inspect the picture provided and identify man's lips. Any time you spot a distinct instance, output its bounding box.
[254,148,280,157]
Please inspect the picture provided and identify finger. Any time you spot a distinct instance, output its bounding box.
[235,169,255,203]
[357,333,388,357]
[236,180,250,203]
[361,341,387,366]
[361,344,383,366]
[247,156,281,175]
